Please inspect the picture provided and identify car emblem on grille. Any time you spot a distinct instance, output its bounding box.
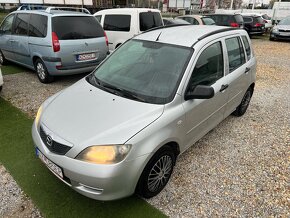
[46,135,53,147]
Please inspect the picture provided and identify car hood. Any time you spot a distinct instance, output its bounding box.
[41,78,164,147]
[277,25,290,30]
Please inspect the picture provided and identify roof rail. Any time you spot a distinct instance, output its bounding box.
[17,5,47,11]
[45,7,91,14]
[143,23,192,34]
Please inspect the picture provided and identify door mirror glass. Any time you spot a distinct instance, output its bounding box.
[185,85,214,100]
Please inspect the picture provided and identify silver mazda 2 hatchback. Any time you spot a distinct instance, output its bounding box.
[32,25,256,201]
[0,7,108,83]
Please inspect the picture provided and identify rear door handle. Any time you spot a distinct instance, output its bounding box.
[245,67,251,74]
[220,84,229,92]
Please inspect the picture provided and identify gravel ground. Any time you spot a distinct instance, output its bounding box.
[0,39,289,217]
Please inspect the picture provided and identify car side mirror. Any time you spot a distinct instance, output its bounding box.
[185,85,214,100]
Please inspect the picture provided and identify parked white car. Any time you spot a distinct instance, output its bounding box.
[94,8,163,51]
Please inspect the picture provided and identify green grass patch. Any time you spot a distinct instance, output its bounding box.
[0,98,165,218]
[1,64,29,75]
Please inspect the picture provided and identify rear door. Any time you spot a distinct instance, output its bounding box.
[103,14,132,51]
[52,15,108,69]
[0,14,16,61]
[139,11,163,32]
[223,35,252,117]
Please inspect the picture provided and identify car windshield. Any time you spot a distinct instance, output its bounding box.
[279,17,290,25]
[88,40,192,104]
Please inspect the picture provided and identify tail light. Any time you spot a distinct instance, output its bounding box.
[52,32,60,52]
[255,23,263,27]
[230,22,239,28]
[104,31,108,47]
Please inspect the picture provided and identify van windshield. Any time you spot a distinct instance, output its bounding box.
[88,40,192,104]
[52,16,104,40]
[139,12,163,31]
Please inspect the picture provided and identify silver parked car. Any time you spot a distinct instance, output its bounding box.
[32,25,256,200]
[270,16,290,41]
[0,7,109,83]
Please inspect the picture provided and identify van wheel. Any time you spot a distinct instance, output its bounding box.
[136,145,176,198]
[35,59,54,83]
[0,50,7,65]
[233,87,253,117]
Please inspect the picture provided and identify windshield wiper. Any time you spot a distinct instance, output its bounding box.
[102,83,147,103]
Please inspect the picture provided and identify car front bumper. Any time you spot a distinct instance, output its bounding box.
[32,121,149,201]
[270,31,290,40]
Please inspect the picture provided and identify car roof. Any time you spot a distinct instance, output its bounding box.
[94,8,160,15]
[134,25,244,47]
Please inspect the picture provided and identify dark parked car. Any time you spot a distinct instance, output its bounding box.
[163,18,190,26]
[206,14,244,28]
[270,16,290,41]
[242,15,265,36]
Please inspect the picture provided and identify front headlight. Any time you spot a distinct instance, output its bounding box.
[35,105,43,127]
[272,26,278,32]
[76,144,131,164]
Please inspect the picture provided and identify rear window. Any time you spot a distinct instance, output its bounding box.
[234,14,244,23]
[139,12,163,31]
[243,17,253,23]
[254,16,264,23]
[262,14,270,20]
[52,16,104,40]
[202,17,215,25]
[104,15,131,32]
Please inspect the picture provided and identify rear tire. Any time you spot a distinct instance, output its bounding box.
[34,59,54,83]
[136,145,176,198]
[0,50,7,65]
[233,87,253,117]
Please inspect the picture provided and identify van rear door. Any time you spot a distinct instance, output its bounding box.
[139,11,163,33]
[52,16,108,70]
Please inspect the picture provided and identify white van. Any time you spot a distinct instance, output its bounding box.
[94,8,163,51]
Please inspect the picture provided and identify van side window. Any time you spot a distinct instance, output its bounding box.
[0,14,15,34]
[188,41,224,89]
[225,37,246,73]
[13,13,30,36]
[95,15,102,23]
[29,14,47,38]
[139,12,163,31]
[104,15,131,32]
[241,36,251,60]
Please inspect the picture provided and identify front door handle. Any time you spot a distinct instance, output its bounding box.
[245,67,251,74]
[220,84,229,92]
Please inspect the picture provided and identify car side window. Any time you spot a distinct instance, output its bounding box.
[225,37,246,73]
[241,36,251,60]
[13,13,30,36]
[95,15,102,23]
[29,14,47,38]
[104,15,131,32]
[187,41,224,90]
[0,14,15,34]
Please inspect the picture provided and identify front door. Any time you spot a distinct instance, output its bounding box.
[182,41,229,148]
[0,14,15,61]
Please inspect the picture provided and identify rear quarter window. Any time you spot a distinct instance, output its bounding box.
[241,35,251,60]
[104,15,131,32]
[139,12,163,31]
[52,16,104,40]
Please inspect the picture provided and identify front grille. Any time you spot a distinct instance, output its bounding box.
[279,29,290,32]
[39,126,71,155]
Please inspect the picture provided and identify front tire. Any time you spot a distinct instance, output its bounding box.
[35,59,54,83]
[233,87,253,117]
[136,145,176,198]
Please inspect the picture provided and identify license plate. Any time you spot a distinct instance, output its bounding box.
[279,32,290,36]
[76,53,96,61]
[36,148,63,179]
